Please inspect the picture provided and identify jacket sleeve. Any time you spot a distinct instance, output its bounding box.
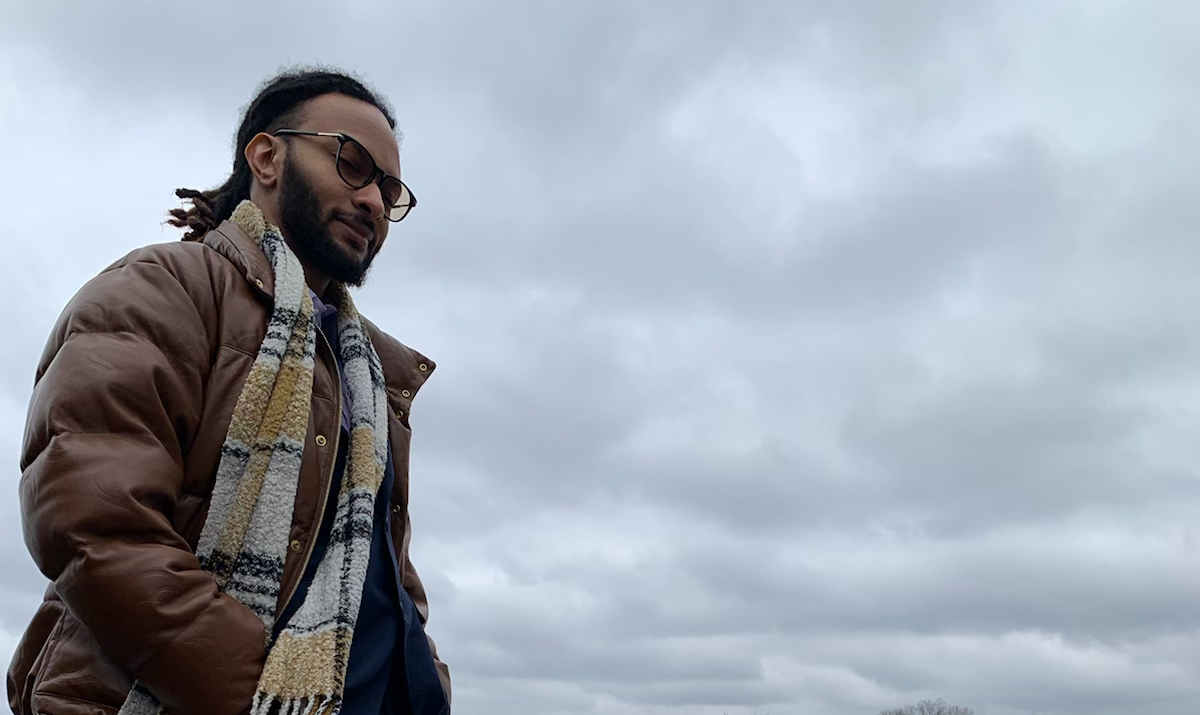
[19,257,266,715]
[400,523,452,706]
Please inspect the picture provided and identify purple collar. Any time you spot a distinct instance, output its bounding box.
[309,289,352,432]
[309,289,339,324]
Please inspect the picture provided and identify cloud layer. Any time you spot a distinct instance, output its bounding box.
[2,1,1199,713]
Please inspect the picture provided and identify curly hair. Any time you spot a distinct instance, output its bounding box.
[169,67,397,240]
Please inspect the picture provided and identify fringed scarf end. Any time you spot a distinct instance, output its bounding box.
[251,692,339,715]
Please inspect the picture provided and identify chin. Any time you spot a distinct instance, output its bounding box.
[329,255,374,287]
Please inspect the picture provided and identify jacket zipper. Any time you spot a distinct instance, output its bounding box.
[277,326,343,620]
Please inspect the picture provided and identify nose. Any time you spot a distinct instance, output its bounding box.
[352,180,387,223]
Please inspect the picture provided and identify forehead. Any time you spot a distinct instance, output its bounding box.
[296,93,401,176]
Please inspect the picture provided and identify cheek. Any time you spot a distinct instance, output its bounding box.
[306,168,352,215]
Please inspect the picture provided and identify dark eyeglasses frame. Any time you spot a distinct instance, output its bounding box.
[271,129,416,222]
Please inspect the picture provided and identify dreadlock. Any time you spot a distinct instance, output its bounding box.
[169,66,397,240]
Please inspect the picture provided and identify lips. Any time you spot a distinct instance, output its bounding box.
[335,217,373,250]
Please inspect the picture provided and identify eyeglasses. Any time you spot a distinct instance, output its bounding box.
[271,129,416,222]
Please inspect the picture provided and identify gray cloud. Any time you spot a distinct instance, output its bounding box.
[3,1,1200,714]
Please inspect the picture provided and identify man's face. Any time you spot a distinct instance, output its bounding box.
[274,94,402,288]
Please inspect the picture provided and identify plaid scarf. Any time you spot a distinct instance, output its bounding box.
[121,200,390,715]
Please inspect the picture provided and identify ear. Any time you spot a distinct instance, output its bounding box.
[245,133,283,188]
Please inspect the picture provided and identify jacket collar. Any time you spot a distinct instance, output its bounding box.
[197,220,437,398]
[202,219,276,301]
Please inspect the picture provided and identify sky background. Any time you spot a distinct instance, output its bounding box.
[2,1,1199,714]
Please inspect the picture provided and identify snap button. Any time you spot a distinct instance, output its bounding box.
[392,504,401,514]
[290,539,302,552]
[255,278,264,289]
[315,434,328,447]
[418,363,428,372]
[397,410,403,418]
[401,389,411,398]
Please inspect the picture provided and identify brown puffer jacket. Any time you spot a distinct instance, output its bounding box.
[6,220,450,715]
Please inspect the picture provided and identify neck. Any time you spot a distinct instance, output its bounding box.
[302,264,332,298]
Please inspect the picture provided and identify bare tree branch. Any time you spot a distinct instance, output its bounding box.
[878,698,973,715]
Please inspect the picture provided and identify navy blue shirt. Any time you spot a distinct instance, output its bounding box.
[272,295,448,715]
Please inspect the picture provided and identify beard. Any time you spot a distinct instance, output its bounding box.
[278,156,380,288]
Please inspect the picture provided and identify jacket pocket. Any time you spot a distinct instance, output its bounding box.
[20,604,67,713]
[30,615,130,715]
[30,692,117,715]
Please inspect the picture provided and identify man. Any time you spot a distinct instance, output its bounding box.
[6,68,450,715]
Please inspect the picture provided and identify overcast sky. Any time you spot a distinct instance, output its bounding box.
[3,2,1200,714]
